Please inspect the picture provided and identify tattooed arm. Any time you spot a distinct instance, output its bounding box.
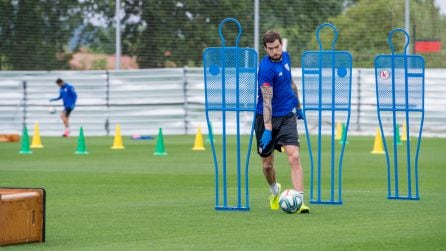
[292,79,305,120]
[291,79,301,109]
[260,84,273,130]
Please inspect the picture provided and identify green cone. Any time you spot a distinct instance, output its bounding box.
[75,127,88,155]
[395,124,402,145]
[339,123,349,145]
[19,125,32,154]
[154,128,167,156]
[206,123,214,143]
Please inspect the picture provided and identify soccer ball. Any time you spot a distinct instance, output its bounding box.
[48,106,56,114]
[279,189,302,214]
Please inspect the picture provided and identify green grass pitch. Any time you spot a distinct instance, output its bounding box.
[0,135,445,250]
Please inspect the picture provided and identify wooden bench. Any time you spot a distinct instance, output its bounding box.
[0,188,46,246]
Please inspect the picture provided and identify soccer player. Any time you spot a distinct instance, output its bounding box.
[49,78,77,137]
[255,30,310,213]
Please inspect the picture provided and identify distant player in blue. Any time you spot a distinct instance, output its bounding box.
[255,30,309,213]
[50,78,77,137]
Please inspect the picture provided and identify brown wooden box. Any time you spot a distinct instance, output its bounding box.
[0,188,46,246]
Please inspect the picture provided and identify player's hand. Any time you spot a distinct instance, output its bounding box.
[260,129,272,150]
[296,109,305,120]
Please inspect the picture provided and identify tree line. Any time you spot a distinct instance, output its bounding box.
[0,0,444,70]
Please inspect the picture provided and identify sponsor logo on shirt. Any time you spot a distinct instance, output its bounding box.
[284,63,290,71]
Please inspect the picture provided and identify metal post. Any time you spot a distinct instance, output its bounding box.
[22,80,27,129]
[183,67,188,135]
[405,0,410,54]
[254,0,259,54]
[357,69,361,132]
[412,24,416,54]
[105,70,110,136]
[115,0,122,70]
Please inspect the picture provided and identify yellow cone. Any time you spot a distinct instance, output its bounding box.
[192,127,205,151]
[111,124,125,149]
[30,122,43,148]
[401,122,407,141]
[371,128,385,154]
[335,121,342,140]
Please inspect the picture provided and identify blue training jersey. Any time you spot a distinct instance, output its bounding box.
[53,83,77,109]
[256,51,297,116]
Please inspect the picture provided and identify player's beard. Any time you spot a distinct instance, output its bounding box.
[269,53,282,62]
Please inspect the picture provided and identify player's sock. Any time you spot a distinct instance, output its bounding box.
[268,182,281,210]
[270,182,280,196]
[297,191,304,201]
[296,191,310,214]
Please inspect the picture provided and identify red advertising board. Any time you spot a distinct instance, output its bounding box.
[414,40,442,53]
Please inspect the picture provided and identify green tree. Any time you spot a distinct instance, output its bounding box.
[410,0,446,67]
[119,0,254,68]
[259,0,345,66]
[75,0,116,55]
[118,0,347,68]
[0,0,85,70]
[0,1,14,69]
[322,0,445,67]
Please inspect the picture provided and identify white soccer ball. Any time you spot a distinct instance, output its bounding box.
[279,189,302,214]
[48,106,56,114]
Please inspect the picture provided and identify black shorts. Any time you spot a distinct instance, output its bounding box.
[63,107,73,117]
[255,112,300,157]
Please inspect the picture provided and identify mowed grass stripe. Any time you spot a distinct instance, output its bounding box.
[0,135,445,250]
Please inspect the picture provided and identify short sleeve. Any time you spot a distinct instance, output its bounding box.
[258,64,274,87]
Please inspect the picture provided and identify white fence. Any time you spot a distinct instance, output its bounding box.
[0,68,445,137]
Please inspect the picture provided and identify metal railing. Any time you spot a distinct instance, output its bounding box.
[0,68,445,137]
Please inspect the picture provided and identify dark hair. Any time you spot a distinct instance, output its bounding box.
[263,30,282,47]
[56,78,63,84]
